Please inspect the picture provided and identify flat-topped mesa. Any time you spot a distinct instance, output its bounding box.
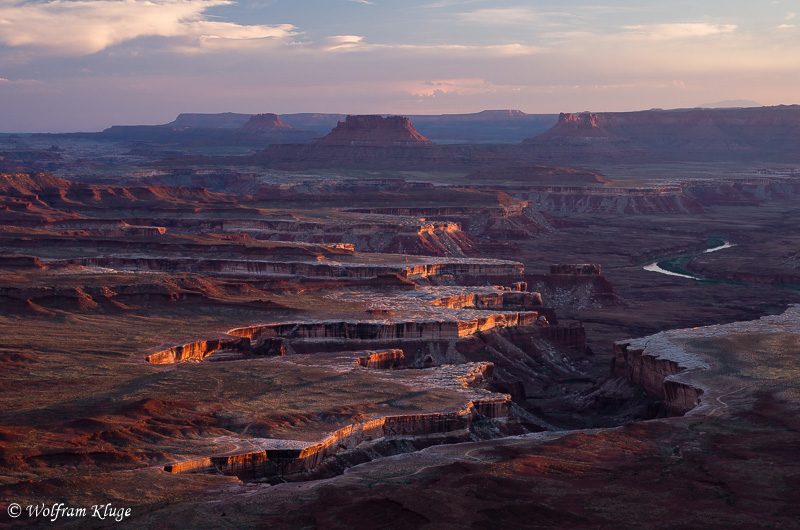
[558,112,600,130]
[239,113,294,131]
[522,112,611,142]
[167,112,250,128]
[475,109,528,119]
[313,115,434,147]
[550,264,601,275]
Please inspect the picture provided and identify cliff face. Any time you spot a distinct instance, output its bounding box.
[431,291,542,310]
[145,310,557,365]
[612,342,704,416]
[357,350,404,369]
[314,115,434,147]
[145,338,251,364]
[228,312,541,343]
[525,265,618,309]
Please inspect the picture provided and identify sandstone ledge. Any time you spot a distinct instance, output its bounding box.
[613,305,800,416]
[165,394,510,479]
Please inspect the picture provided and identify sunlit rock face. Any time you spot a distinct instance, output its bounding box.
[228,313,542,342]
[356,349,404,369]
[549,113,604,136]
[145,338,253,364]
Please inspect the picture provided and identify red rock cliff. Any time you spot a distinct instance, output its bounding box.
[612,342,703,416]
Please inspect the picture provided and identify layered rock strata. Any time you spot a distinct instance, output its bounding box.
[144,282,553,364]
[229,312,540,342]
[145,313,549,365]
[145,338,250,364]
[612,341,704,416]
[164,363,509,480]
[430,290,542,310]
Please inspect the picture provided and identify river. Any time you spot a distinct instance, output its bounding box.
[644,241,734,280]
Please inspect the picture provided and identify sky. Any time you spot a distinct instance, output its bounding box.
[0,0,798,132]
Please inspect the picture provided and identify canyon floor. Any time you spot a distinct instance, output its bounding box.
[1,125,800,527]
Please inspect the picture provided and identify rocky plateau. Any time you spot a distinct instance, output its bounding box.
[1,105,800,527]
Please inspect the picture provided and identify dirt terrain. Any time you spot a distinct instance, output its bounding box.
[1,109,799,527]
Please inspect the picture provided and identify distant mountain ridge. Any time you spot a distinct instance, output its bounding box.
[165,110,559,143]
[522,105,800,162]
[698,99,761,108]
[158,105,800,171]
